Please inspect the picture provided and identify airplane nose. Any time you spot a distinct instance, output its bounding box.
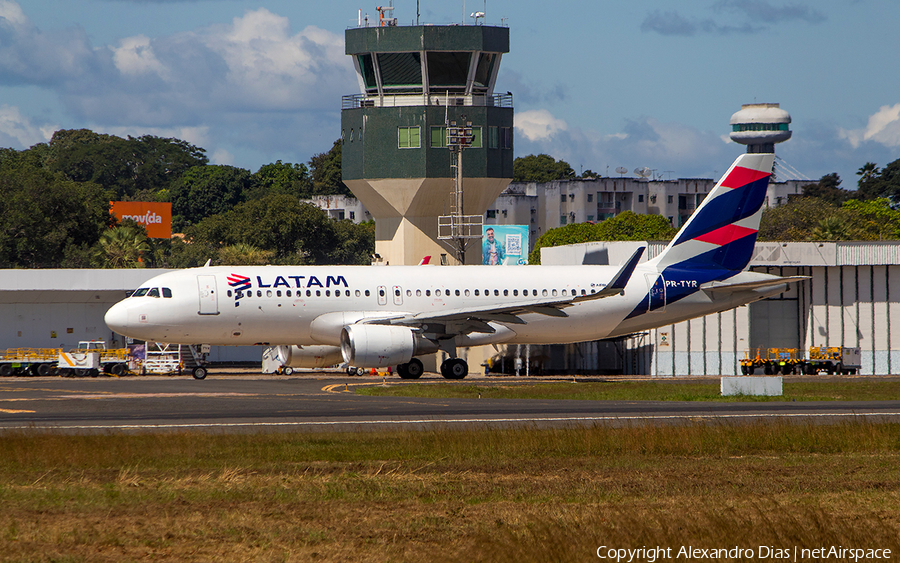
[104,302,128,334]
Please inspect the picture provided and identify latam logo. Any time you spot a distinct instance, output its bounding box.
[227,274,252,292]
[120,211,164,225]
[228,274,350,292]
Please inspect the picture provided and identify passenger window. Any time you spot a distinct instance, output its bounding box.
[276,290,282,297]
[316,290,321,297]
[227,290,233,297]
[494,289,499,296]
[503,289,508,296]
[465,289,470,296]
[416,289,422,297]
[542,289,548,297]
[474,290,479,296]
[513,290,518,296]
[552,289,558,296]
[236,290,244,299]
[365,290,370,297]
[133,288,149,297]
[345,290,350,297]
[395,289,401,296]
[287,290,292,297]
[147,288,160,298]
[256,290,262,297]
[435,289,441,296]
[306,290,311,297]
[356,290,361,297]
[426,290,431,297]
[326,290,331,297]
[162,288,172,298]
[267,290,273,298]
[379,288,385,297]
[562,289,568,296]
[407,289,412,297]
[455,290,460,296]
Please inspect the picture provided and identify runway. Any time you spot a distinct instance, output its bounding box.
[2,374,900,432]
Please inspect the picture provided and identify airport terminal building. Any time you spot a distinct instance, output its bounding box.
[2,239,900,376]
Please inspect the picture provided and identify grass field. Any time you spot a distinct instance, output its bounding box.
[357,379,900,402]
[1,420,900,562]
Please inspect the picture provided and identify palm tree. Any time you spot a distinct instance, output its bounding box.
[810,216,850,241]
[95,226,150,268]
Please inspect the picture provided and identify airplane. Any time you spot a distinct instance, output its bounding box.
[105,152,803,380]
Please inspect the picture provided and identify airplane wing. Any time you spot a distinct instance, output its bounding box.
[360,247,645,335]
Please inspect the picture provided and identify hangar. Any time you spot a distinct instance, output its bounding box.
[538,240,900,376]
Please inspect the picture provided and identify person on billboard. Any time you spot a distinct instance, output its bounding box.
[482,227,506,265]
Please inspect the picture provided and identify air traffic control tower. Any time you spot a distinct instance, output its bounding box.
[341,19,514,265]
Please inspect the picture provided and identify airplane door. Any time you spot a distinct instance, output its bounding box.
[645,274,666,313]
[198,275,220,315]
[392,286,403,306]
[377,285,387,306]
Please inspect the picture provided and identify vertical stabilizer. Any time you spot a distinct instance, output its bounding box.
[650,153,774,274]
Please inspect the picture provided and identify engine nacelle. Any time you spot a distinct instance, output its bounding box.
[341,325,431,368]
[262,345,343,372]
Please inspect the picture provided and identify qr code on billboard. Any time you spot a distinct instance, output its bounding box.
[506,234,521,255]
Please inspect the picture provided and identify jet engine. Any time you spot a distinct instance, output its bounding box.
[340,325,437,368]
[262,345,343,373]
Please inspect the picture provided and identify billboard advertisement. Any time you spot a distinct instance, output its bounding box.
[110,202,172,239]
[482,225,529,265]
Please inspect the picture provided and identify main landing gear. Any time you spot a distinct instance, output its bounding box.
[440,358,468,380]
[397,358,424,379]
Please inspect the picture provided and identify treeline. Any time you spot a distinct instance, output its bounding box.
[0,130,373,269]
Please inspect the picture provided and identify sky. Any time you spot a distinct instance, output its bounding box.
[1,0,899,187]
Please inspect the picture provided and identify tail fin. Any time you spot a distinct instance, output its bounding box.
[650,153,774,274]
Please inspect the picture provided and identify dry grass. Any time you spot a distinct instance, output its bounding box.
[1,422,899,561]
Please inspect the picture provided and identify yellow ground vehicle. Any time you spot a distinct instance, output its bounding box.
[741,347,861,375]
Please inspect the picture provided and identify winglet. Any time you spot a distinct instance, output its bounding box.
[576,246,645,301]
[418,256,432,265]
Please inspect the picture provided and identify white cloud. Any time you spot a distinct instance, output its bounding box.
[515,109,567,141]
[0,104,54,147]
[113,35,168,79]
[839,103,900,149]
[211,148,234,166]
[0,0,27,26]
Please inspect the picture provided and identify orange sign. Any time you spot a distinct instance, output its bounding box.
[110,202,172,238]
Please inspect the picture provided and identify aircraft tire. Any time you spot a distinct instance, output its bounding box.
[406,358,424,379]
[441,359,468,380]
[192,366,208,380]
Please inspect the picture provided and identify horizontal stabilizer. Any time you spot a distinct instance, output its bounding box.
[700,275,808,293]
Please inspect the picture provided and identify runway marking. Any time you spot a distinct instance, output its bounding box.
[323,383,389,393]
[0,408,35,413]
[55,393,258,399]
[3,411,900,431]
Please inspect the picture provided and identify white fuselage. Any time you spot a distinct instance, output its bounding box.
[103,263,786,348]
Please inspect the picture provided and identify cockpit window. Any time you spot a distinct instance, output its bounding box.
[162,288,172,298]
[147,288,160,298]
[133,288,150,297]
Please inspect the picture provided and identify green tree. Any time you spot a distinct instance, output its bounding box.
[186,194,371,264]
[801,173,852,206]
[94,224,150,268]
[45,129,207,200]
[217,243,274,265]
[758,198,843,242]
[249,160,312,200]
[0,152,111,268]
[169,165,252,231]
[513,154,576,183]
[528,212,676,264]
[843,198,900,240]
[309,140,350,196]
[857,158,900,203]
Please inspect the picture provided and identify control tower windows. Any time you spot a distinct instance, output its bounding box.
[357,54,377,91]
[430,126,482,148]
[473,53,498,92]
[427,52,471,91]
[398,126,421,149]
[378,52,422,91]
